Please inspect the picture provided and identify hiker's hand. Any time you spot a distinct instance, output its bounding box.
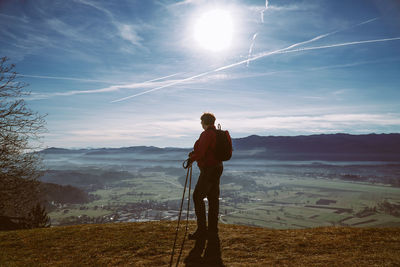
[183,157,193,169]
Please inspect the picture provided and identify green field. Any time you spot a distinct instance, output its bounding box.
[48,168,400,228]
[219,173,400,228]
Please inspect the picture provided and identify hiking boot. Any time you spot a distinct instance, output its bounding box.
[203,252,224,267]
[184,250,203,264]
[188,229,207,240]
[203,234,223,266]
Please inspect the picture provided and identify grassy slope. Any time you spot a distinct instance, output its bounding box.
[1,221,399,266]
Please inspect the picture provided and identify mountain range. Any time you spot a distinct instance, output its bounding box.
[41,133,400,161]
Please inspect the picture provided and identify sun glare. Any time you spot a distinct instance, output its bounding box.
[193,9,234,52]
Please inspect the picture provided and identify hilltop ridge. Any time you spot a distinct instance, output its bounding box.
[1,221,399,266]
[41,133,400,161]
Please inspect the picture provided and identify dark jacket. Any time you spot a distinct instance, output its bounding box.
[190,125,222,168]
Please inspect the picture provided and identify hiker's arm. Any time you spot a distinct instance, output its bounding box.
[190,131,212,162]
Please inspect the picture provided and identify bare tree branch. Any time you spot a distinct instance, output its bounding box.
[0,56,47,222]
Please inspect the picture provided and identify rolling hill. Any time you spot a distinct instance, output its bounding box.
[232,133,400,161]
[41,133,400,161]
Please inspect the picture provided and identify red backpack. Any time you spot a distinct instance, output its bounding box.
[214,124,232,161]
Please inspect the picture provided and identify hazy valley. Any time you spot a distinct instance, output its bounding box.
[36,133,400,229]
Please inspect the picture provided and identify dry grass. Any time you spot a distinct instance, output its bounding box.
[0,221,399,266]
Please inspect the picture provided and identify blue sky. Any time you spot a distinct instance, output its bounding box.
[1,0,400,148]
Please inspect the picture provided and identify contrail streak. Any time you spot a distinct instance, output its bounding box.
[251,0,268,66]
[240,17,379,70]
[279,37,400,55]
[215,31,336,72]
[357,17,378,26]
[247,33,259,67]
[18,74,125,84]
[112,36,400,103]
[112,31,336,103]
[132,72,183,84]
[219,36,400,71]
[111,18,390,103]
[260,0,269,23]
[111,71,214,103]
[27,72,183,100]
[68,72,183,94]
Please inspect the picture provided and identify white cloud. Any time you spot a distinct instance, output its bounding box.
[44,116,200,148]
[248,3,314,13]
[117,23,143,47]
[0,0,149,61]
[74,0,147,49]
[45,18,94,43]
[26,72,183,100]
[44,111,400,148]
[169,0,205,7]
[221,113,400,135]
[73,0,113,17]
[18,74,124,84]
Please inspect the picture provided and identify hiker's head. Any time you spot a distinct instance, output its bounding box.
[201,112,215,130]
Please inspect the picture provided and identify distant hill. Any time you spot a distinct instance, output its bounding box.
[232,133,400,161]
[232,133,400,153]
[40,169,135,191]
[41,146,190,155]
[41,133,400,161]
[0,221,399,266]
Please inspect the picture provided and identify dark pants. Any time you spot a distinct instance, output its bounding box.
[193,164,223,233]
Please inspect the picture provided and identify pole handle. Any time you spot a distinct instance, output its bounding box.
[182,158,191,169]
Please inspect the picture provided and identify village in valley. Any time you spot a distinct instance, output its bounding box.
[41,150,400,228]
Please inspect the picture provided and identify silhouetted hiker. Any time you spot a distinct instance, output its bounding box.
[187,113,223,241]
[183,112,227,266]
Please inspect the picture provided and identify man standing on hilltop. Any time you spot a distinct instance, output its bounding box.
[188,113,223,241]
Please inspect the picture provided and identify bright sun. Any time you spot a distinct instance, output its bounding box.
[193,9,234,52]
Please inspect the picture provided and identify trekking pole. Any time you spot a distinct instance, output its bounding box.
[169,159,192,267]
[175,164,192,266]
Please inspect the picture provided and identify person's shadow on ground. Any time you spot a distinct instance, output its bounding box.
[184,233,224,267]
